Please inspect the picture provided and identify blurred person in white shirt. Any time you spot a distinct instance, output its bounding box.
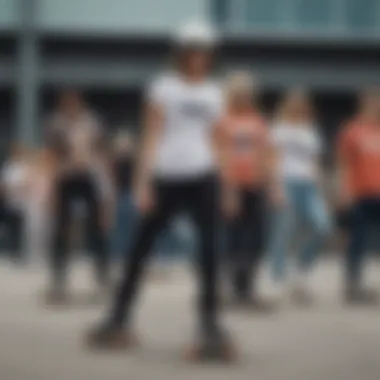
[0,144,30,263]
[269,90,331,304]
[44,90,111,304]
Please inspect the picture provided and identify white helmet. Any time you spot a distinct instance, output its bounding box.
[174,21,218,49]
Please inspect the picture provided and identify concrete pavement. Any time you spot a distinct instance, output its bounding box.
[0,259,380,380]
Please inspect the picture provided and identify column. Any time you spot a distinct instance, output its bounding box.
[16,0,39,146]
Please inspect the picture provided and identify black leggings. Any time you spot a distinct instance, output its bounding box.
[109,175,219,330]
[0,201,24,261]
[226,189,267,298]
[346,198,380,288]
[51,172,108,289]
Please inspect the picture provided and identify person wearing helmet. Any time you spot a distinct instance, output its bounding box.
[86,22,236,361]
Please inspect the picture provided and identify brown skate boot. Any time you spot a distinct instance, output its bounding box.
[183,325,237,363]
[85,322,137,351]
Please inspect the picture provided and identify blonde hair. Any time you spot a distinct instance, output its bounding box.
[276,88,314,122]
[112,129,134,153]
[224,70,257,100]
[357,88,380,115]
[30,148,57,173]
[9,143,33,162]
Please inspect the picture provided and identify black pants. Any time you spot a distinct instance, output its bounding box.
[346,197,380,288]
[226,188,266,298]
[109,175,219,329]
[51,172,108,289]
[0,201,24,261]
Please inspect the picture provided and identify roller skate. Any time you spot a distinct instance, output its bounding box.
[183,324,237,363]
[85,322,137,351]
[345,286,379,306]
[43,287,71,307]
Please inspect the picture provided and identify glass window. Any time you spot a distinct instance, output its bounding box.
[294,0,332,29]
[37,0,209,32]
[0,0,19,29]
[212,0,229,26]
[246,0,282,28]
[345,0,377,31]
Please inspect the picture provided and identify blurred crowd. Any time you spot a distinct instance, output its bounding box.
[1,80,380,307]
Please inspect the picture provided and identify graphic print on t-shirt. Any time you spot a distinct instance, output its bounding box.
[285,139,318,162]
[179,101,214,123]
[234,131,253,153]
[272,123,322,182]
[218,114,268,187]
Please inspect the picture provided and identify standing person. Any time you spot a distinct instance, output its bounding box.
[44,90,110,304]
[24,148,56,265]
[0,144,30,263]
[109,130,136,259]
[337,90,380,304]
[269,90,330,304]
[86,22,235,361]
[216,71,280,309]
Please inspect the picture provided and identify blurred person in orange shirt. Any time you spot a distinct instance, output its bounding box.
[269,90,331,304]
[216,71,280,309]
[337,89,380,304]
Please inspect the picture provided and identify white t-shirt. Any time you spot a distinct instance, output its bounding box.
[46,111,103,173]
[1,161,29,211]
[271,122,322,182]
[147,72,223,179]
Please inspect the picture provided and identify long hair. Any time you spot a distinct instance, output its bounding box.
[170,46,217,76]
[275,88,315,123]
[224,70,259,110]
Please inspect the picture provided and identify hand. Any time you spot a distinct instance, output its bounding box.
[134,182,155,215]
[269,184,286,208]
[101,204,114,231]
[221,188,239,219]
[337,191,353,211]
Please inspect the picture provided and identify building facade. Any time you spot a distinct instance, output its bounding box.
[1,0,380,149]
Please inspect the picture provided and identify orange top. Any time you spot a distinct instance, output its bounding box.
[216,111,269,188]
[338,118,380,199]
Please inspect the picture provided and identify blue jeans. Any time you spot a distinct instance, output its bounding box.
[110,191,136,259]
[269,180,330,282]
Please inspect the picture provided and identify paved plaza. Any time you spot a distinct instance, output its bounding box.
[0,259,380,380]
